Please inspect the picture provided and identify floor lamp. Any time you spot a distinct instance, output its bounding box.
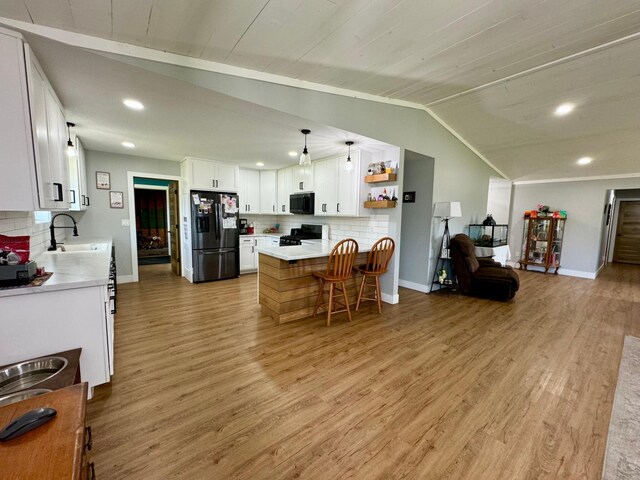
[431,201,462,291]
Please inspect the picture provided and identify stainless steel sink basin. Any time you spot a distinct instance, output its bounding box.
[0,356,68,395]
[0,389,52,407]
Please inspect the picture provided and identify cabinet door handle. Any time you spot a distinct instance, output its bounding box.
[88,462,96,480]
[282,205,285,212]
[70,189,76,204]
[252,246,254,253]
[273,205,275,212]
[86,196,90,206]
[337,203,340,213]
[81,194,86,206]
[53,183,63,202]
[299,182,303,190]
[85,425,93,450]
[212,179,215,188]
[216,179,219,188]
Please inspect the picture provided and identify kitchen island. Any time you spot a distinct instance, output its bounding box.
[256,240,371,324]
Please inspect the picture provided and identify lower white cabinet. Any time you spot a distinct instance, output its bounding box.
[0,285,113,397]
[240,237,255,272]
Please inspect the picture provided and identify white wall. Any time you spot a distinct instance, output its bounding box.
[486,177,512,224]
[510,177,640,277]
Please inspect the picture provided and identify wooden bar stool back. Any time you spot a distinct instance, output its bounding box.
[355,237,395,313]
[312,238,359,326]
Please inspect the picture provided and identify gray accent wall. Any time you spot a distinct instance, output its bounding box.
[73,150,180,278]
[510,177,640,275]
[399,150,435,289]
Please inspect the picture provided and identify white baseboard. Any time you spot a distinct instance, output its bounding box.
[117,274,134,284]
[381,292,399,304]
[523,264,596,279]
[398,279,430,293]
[595,263,605,278]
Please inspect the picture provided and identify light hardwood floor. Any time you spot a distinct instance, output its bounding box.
[86,263,640,479]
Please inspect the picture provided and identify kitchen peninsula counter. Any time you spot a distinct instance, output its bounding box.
[256,239,371,324]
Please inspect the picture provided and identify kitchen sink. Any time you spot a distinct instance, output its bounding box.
[44,243,109,253]
[0,389,52,407]
[0,356,68,395]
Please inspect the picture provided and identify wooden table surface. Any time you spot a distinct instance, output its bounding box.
[0,383,87,480]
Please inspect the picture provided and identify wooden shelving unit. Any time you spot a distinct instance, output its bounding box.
[364,200,396,209]
[364,173,397,183]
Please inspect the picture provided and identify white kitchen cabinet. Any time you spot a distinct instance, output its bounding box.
[240,237,255,272]
[277,167,293,214]
[267,237,280,247]
[292,164,314,192]
[69,137,90,211]
[259,170,278,214]
[238,168,261,214]
[313,151,361,217]
[181,157,239,192]
[0,29,70,211]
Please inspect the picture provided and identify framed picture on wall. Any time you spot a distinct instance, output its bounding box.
[109,191,124,209]
[96,171,111,190]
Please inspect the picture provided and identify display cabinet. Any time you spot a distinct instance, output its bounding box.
[518,217,566,273]
[469,224,508,247]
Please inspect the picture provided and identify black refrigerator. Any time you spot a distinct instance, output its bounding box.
[190,190,239,282]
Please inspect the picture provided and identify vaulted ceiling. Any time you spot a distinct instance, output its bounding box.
[1,0,640,181]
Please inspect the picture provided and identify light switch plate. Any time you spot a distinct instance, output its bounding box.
[121,219,130,227]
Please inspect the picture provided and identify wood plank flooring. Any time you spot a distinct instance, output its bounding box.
[86,263,640,479]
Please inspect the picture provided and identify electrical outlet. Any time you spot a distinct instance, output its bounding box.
[121,219,130,227]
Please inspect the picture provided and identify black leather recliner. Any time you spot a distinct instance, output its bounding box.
[450,234,519,301]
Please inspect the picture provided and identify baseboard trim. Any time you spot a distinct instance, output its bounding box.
[523,265,596,279]
[381,292,399,304]
[595,263,605,278]
[117,275,135,284]
[398,279,430,293]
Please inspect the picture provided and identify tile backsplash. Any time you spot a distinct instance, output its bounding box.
[244,214,390,241]
[0,211,65,258]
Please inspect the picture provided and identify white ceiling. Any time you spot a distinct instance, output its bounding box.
[1,1,640,180]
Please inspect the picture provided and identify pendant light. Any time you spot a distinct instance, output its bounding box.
[299,129,311,166]
[344,141,354,172]
[66,122,77,158]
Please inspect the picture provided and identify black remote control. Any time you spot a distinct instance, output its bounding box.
[0,407,57,441]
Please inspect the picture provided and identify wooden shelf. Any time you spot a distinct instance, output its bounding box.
[364,173,397,183]
[364,200,396,209]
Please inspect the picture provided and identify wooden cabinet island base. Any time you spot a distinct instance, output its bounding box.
[259,251,368,324]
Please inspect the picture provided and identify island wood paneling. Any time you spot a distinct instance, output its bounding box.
[259,252,368,324]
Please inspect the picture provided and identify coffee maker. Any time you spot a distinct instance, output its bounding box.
[239,218,248,234]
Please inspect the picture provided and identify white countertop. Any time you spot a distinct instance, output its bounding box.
[240,233,281,238]
[256,238,373,261]
[0,238,113,298]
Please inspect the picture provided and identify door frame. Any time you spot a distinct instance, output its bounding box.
[127,171,181,283]
[133,184,170,261]
[608,197,640,263]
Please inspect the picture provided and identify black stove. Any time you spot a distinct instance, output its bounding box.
[279,224,323,246]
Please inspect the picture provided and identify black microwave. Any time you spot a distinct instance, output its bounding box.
[290,192,315,214]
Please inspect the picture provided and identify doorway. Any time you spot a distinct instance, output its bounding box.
[127,172,181,282]
[613,200,640,264]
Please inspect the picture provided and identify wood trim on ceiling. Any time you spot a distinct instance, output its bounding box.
[513,173,640,185]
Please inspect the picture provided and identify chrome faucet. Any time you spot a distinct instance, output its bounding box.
[48,213,78,251]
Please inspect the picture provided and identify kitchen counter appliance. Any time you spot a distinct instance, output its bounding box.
[191,191,240,282]
[279,224,323,246]
[290,192,315,215]
[0,261,37,287]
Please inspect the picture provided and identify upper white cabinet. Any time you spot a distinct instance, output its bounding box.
[69,137,90,211]
[181,157,239,192]
[313,151,362,217]
[292,164,314,192]
[0,29,70,211]
[238,168,260,214]
[259,170,278,214]
[277,167,293,215]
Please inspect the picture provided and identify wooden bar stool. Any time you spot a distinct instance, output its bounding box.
[355,237,395,313]
[312,239,359,326]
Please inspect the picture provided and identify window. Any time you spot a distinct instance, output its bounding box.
[34,211,51,224]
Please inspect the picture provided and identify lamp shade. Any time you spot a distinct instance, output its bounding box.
[433,201,462,219]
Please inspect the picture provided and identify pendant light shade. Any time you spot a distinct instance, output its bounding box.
[66,122,77,158]
[344,141,354,172]
[299,129,311,166]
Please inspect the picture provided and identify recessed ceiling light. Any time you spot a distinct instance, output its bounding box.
[123,99,144,111]
[554,103,575,116]
[122,141,135,148]
[288,151,297,157]
[256,162,265,167]
[576,156,592,165]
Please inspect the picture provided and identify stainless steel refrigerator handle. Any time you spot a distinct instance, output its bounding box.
[217,203,223,238]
